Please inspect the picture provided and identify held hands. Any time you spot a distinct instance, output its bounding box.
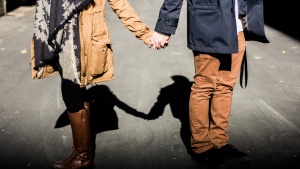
[148,31,170,50]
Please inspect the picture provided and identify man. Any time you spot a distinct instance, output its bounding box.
[150,0,269,168]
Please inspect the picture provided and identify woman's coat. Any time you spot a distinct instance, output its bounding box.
[31,0,153,87]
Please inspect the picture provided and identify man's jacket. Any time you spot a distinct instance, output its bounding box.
[155,0,269,54]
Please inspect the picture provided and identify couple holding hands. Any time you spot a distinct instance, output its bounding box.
[31,0,269,168]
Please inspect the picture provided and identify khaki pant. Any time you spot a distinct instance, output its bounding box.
[189,32,246,154]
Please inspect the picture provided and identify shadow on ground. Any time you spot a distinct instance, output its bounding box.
[6,0,36,13]
[264,1,299,40]
[54,84,150,157]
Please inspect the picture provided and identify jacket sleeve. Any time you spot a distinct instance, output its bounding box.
[154,0,183,35]
[244,0,269,43]
[108,0,153,45]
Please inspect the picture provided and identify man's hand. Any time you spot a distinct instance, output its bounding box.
[149,31,170,50]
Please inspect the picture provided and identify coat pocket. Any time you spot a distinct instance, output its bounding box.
[193,0,220,9]
[90,39,110,76]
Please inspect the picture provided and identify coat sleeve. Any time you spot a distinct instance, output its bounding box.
[108,0,153,45]
[154,0,183,35]
[244,0,269,43]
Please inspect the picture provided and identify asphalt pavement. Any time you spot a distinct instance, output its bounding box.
[0,1,300,169]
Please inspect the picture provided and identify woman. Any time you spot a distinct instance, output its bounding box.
[31,0,153,168]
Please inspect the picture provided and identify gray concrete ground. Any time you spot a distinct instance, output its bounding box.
[0,1,300,169]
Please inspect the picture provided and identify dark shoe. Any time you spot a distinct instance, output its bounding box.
[191,149,229,169]
[216,144,250,162]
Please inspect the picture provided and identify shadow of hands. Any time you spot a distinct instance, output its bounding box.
[143,75,193,122]
[87,84,152,133]
[114,97,149,119]
[141,75,193,154]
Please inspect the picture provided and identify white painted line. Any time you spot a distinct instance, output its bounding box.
[57,86,61,109]
[258,99,300,135]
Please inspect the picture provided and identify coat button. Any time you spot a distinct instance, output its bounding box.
[82,72,86,77]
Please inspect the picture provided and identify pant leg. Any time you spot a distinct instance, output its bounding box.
[190,32,246,153]
[61,80,87,113]
[209,32,246,148]
[189,52,221,154]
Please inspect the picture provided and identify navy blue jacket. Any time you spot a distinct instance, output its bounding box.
[155,0,269,54]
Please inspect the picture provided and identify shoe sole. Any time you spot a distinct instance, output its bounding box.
[191,157,229,169]
[221,156,252,163]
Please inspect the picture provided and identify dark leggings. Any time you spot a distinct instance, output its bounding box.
[61,81,87,113]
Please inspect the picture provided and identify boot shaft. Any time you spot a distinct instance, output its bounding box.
[68,103,91,153]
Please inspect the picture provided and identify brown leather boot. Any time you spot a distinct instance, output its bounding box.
[52,102,94,169]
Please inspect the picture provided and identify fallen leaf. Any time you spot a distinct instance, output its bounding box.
[20,49,27,54]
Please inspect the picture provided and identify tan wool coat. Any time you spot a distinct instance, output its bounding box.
[31,0,153,87]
